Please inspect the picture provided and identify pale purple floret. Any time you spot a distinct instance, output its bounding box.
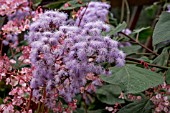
[122,28,132,35]
[116,58,126,67]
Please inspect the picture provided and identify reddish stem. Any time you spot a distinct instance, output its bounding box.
[126,57,169,70]
[27,89,33,113]
[42,87,46,113]
[0,42,3,56]
[119,32,159,56]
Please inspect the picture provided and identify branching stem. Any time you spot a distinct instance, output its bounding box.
[126,57,169,70]
[119,32,159,56]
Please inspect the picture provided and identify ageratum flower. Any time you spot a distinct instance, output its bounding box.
[28,11,68,108]
[28,1,126,110]
[55,21,125,102]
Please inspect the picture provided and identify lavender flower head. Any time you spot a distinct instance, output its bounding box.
[28,1,126,110]
[75,1,110,26]
[28,10,68,109]
[55,21,125,102]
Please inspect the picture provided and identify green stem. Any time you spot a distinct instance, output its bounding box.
[121,0,125,22]
[124,0,130,25]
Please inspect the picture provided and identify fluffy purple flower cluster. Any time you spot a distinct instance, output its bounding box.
[75,1,110,26]
[28,10,68,108]
[56,22,125,102]
[28,2,126,109]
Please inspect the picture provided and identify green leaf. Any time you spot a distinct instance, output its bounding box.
[138,28,153,40]
[60,0,87,10]
[74,108,105,113]
[0,17,5,29]
[18,40,28,47]
[117,99,154,113]
[109,22,127,36]
[108,12,117,26]
[43,1,69,9]
[32,0,42,7]
[132,27,153,40]
[0,98,3,104]
[88,109,105,113]
[153,12,170,46]
[101,65,164,93]
[155,40,170,50]
[138,56,152,63]
[166,69,170,84]
[44,0,88,10]
[145,3,158,17]
[121,45,141,55]
[96,85,124,105]
[133,27,151,34]
[152,47,169,66]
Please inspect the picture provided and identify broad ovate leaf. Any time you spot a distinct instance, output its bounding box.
[121,45,141,55]
[43,1,69,9]
[153,12,170,46]
[0,17,5,29]
[32,0,42,7]
[96,85,124,105]
[152,47,169,66]
[117,99,154,113]
[101,65,164,93]
[166,69,170,84]
[60,0,87,10]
